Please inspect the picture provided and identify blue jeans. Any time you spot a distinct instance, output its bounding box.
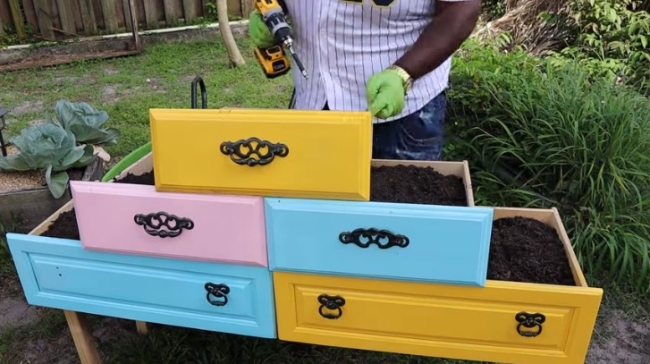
[290,90,447,161]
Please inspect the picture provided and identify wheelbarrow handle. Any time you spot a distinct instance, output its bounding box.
[190,76,208,109]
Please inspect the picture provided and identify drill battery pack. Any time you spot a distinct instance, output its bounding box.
[254,45,291,79]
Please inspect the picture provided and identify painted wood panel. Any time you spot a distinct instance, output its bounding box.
[7,233,277,339]
[70,181,268,266]
[265,197,494,286]
[149,108,373,201]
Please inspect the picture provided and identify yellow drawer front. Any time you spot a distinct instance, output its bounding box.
[149,108,372,200]
[273,272,602,364]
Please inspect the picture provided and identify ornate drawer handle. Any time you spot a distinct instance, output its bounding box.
[205,283,230,306]
[515,312,546,337]
[133,212,194,238]
[318,294,345,320]
[339,228,410,249]
[220,137,289,166]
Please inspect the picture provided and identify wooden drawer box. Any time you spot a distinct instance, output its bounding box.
[70,181,268,267]
[265,159,492,286]
[272,208,603,364]
[6,224,277,339]
[149,108,372,201]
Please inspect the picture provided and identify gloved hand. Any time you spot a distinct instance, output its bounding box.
[365,69,406,119]
[249,10,277,48]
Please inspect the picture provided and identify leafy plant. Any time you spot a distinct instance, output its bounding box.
[48,100,120,146]
[548,0,649,95]
[0,123,95,199]
[456,61,650,290]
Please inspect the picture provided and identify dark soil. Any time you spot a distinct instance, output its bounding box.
[370,165,466,206]
[488,217,575,286]
[39,167,574,286]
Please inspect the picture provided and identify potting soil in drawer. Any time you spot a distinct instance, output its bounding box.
[273,271,603,364]
[265,198,494,286]
[149,108,372,200]
[70,181,268,267]
[6,233,277,339]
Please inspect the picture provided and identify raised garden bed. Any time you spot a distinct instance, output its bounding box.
[41,167,568,286]
[9,151,602,364]
[0,154,103,233]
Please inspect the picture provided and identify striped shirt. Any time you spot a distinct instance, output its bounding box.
[284,0,470,123]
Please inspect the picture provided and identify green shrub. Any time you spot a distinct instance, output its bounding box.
[449,51,650,289]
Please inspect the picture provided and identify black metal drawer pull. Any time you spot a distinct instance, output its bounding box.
[339,228,410,249]
[220,137,289,166]
[205,283,230,306]
[134,212,194,238]
[515,312,545,337]
[318,294,345,320]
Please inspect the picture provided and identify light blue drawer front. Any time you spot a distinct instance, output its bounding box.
[6,233,277,339]
[265,198,494,286]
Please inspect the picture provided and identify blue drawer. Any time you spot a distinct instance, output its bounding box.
[6,233,277,339]
[265,198,494,286]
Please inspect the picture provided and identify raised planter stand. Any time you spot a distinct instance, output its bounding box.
[5,151,603,364]
[0,156,104,233]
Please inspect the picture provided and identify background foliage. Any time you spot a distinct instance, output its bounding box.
[446,0,650,291]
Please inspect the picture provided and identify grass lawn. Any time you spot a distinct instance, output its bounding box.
[0,32,648,364]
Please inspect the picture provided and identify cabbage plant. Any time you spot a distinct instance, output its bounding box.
[48,100,120,145]
[0,123,95,199]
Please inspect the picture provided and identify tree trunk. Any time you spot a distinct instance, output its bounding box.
[216,0,246,67]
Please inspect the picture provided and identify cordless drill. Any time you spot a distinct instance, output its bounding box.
[253,0,308,79]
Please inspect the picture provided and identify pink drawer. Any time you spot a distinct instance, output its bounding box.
[69,181,268,267]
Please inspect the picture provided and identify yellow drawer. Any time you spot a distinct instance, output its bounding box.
[149,108,372,200]
[273,209,603,364]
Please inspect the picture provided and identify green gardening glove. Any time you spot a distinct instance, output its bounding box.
[248,10,276,48]
[365,68,406,119]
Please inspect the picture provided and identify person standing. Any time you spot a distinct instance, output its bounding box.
[249,0,481,161]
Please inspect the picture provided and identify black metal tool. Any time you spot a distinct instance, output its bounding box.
[205,283,230,306]
[515,311,546,337]
[317,294,345,320]
[191,76,207,109]
[133,212,194,238]
[0,108,8,157]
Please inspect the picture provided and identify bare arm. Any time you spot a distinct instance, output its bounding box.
[393,0,481,80]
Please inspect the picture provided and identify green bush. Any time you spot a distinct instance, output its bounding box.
[448,42,650,290]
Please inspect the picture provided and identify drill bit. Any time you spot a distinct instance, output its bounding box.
[283,39,308,79]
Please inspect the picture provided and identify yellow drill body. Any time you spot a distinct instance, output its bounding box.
[253,0,308,79]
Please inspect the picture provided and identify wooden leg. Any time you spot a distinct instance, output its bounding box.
[135,321,149,335]
[64,310,102,364]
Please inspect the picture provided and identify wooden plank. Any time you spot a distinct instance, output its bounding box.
[0,0,12,30]
[99,0,119,32]
[241,0,253,18]
[7,0,25,38]
[91,0,105,29]
[121,0,132,31]
[227,0,241,18]
[64,311,102,364]
[34,0,55,40]
[56,0,78,34]
[22,0,39,32]
[182,0,197,23]
[142,0,159,28]
[72,0,84,31]
[78,0,97,33]
[127,0,140,49]
[162,0,181,25]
